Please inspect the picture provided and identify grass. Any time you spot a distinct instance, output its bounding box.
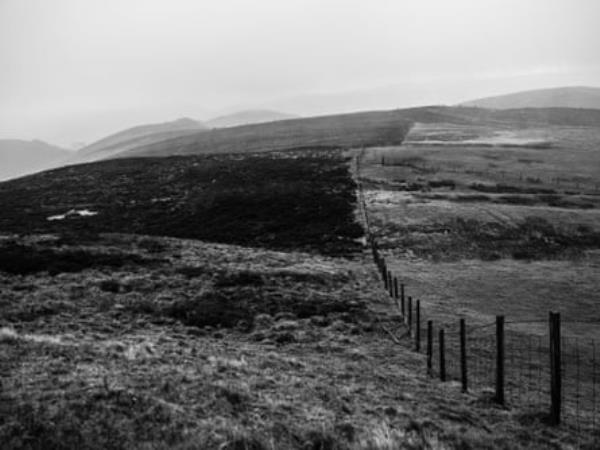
[1,235,594,449]
[371,215,600,261]
[360,120,600,438]
[114,110,413,159]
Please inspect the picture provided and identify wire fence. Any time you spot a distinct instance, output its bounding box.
[355,151,600,435]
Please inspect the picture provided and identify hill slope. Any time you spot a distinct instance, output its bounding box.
[74,117,207,162]
[0,139,71,181]
[460,86,600,110]
[0,150,363,255]
[206,109,299,128]
[109,106,600,160]
[110,110,415,159]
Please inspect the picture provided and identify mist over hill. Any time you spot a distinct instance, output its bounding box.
[460,86,600,110]
[206,109,299,128]
[74,117,207,163]
[0,139,71,181]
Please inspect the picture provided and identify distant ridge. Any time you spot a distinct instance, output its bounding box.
[74,117,207,162]
[460,86,600,110]
[0,139,71,181]
[206,109,299,128]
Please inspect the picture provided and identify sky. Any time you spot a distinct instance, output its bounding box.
[1,0,599,148]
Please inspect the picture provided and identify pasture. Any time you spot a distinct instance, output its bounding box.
[359,121,600,433]
[361,121,600,330]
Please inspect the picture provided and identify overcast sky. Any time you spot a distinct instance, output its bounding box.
[1,0,599,147]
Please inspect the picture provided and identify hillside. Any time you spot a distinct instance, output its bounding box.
[460,86,600,110]
[74,117,207,163]
[0,144,587,448]
[0,150,364,256]
[111,110,413,159]
[0,139,71,181]
[103,106,600,161]
[206,109,299,128]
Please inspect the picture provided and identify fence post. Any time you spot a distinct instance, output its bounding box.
[393,277,399,300]
[408,297,413,332]
[383,263,388,290]
[387,271,393,297]
[439,328,446,382]
[427,320,433,376]
[400,284,405,317]
[549,311,561,425]
[460,318,467,393]
[415,300,421,352]
[495,315,505,405]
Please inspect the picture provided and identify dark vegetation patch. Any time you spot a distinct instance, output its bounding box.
[0,149,364,256]
[420,192,598,209]
[123,265,364,330]
[0,242,160,276]
[377,216,600,261]
[470,183,556,194]
[427,179,456,189]
[0,391,186,450]
[161,287,366,330]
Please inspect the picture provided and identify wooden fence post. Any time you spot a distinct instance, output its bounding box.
[460,318,467,393]
[383,263,388,289]
[549,311,562,425]
[495,315,505,405]
[408,297,413,332]
[439,328,446,382]
[387,271,393,297]
[400,284,405,317]
[427,320,433,376]
[393,277,399,300]
[415,300,421,352]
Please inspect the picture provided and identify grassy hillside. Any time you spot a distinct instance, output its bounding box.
[108,106,600,161]
[399,105,600,127]
[361,121,600,437]
[460,86,600,110]
[112,110,414,159]
[0,149,363,256]
[206,109,299,128]
[0,234,590,449]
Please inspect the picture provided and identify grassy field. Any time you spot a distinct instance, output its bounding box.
[1,234,594,449]
[361,121,600,326]
[359,120,600,434]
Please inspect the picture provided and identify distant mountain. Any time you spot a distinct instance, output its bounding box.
[460,86,600,110]
[0,140,72,181]
[206,110,299,128]
[74,117,207,162]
